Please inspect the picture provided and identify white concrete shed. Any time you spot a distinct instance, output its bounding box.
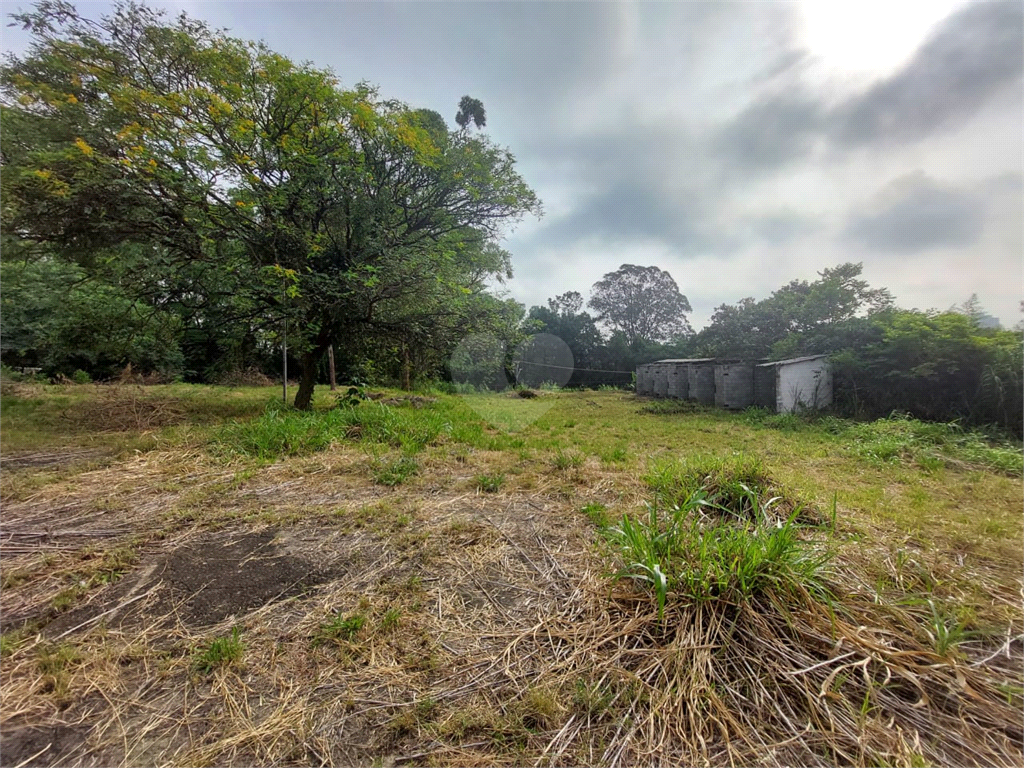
[753,355,832,413]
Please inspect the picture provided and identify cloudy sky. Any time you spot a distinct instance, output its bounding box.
[4,0,1022,328]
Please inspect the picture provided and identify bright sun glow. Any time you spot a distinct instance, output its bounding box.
[798,0,971,76]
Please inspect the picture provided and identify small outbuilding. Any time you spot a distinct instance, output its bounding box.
[687,359,717,405]
[754,355,832,413]
[714,361,756,410]
[651,362,669,397]
[637,359,716,399]
[635,363,654,395]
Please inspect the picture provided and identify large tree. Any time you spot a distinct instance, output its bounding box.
[525,291,603,375]
[693,262,893,358]
[588,264,692,347]
[1,1,540,407]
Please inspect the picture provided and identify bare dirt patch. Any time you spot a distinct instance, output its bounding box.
[151,529,338,626]
[1,722,88,768]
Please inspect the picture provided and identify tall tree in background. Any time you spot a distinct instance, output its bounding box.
[525,291,603,376]
[1,2,540,407]
[588,265,692,347]
[694,263,893,358]
[455,96,486,130]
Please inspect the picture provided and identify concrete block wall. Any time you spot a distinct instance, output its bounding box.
[753,365,776,409]
[667,363,689,399]
[688,362,716,405]
[652,363,669,397]
[714,362,755,409]
[635,364,653,395]
[637,357,828,412]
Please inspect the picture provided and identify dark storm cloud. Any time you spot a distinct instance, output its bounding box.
[843,173,986,253]
[832,0,1024,147]
[744,211,821,246]
[536,178,741,254]
[714,94,823,172]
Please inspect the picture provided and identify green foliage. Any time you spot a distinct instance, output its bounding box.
[552,449,585,470]
[599,446,628,464]
[36,642,81,697]
[212,400,452,459]
[373,455,420,486]
[336,386,368,408]
[836,415,1022,476]
[525,291,604,384]
[193,627,244,674]
[924,599,973,658]
[643,454,774,512]
[581,502,610,528]
[693,262,892,358]
[639,399,704,415]
[610,462,831,613]
[380,608,402,632]
[475,473,505,493]
[0,258,184,379]
[313,614,366,646]
[588,264,693,346]
[830,310,1023,436]
[2,3,540,408]
[739,407,808,431]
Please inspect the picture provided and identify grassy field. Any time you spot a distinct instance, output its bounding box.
[1,381,1021,767]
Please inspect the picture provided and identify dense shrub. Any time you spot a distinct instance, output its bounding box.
[830,311,1022,436]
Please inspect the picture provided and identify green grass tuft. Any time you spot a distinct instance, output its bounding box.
[193,627,244,674]
[373,455,420,486]
[612,457,831,616]
[212,400,454,460]
[475,473,505,493]
[552,449,585,470]
[313,613,366,646]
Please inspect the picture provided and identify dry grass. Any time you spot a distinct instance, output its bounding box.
[1,386,1021,766]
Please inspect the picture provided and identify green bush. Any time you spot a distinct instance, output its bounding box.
[831,311,1023,437]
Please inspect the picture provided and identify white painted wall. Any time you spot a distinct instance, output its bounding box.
[776,358,832,413]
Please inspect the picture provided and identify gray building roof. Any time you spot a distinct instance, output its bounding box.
[756,354,829,368]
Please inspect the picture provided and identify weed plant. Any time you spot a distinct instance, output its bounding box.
[613,456,831,618]
[193,627,244,673]
[373,455,420,486]
[212,400,454,459]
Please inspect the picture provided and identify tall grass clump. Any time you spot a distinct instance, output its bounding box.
[643,453,777,514]
[610,478,830,613]
[598,453,1022,767]
[838,414,1022,476]
[212,400,454,459]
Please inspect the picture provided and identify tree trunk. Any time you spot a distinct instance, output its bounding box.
[401,342,411,391]
[328,345,337,391]
[293,350,320,411]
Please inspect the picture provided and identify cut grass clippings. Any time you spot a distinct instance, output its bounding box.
[1,384,1020,767]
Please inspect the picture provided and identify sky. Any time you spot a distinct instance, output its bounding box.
[3,0,1022,329]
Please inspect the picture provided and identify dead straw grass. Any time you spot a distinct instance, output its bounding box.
[1,440,1021,767]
